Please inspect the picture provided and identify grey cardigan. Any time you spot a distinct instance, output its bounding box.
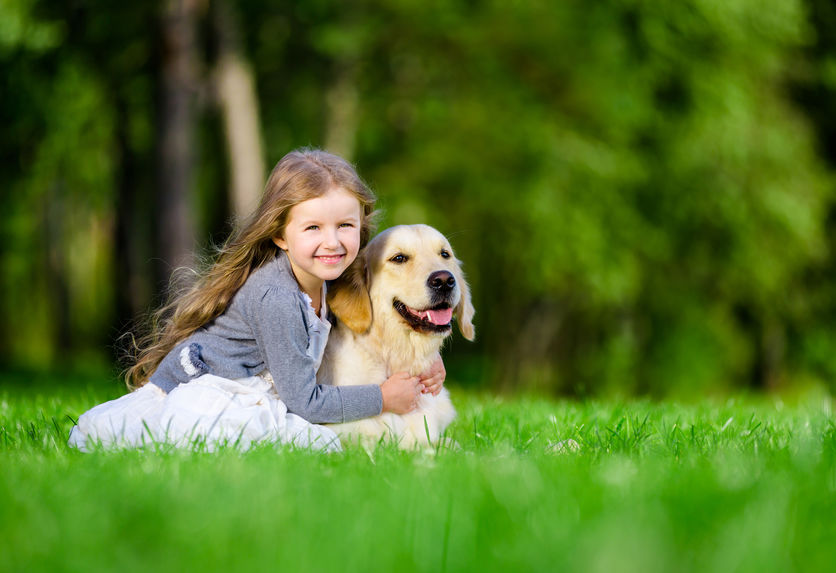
[149,251,383,423]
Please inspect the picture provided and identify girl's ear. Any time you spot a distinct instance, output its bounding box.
[327,252,372,334]
[453,262,475,341]
[272,236,287,250]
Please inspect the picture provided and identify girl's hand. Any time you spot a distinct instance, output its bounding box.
[419,355,446,396]
[381,372,423,414]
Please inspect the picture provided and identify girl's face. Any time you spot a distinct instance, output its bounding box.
[273,186,363,295]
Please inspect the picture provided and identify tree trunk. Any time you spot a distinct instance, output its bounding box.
[112,95,150,335]
[155,0,200,287]
[212,0,265,222]
[324,60,359,160]
[45,181,71,360]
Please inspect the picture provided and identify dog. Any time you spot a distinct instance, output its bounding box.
[317,224,475,448]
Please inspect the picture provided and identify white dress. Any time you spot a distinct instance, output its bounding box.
[68,288,341,453]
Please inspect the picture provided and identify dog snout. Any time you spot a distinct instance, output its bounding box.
[428,270,456,293]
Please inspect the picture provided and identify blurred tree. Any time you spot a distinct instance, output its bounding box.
[0,0,120,367]
[788,0,836,387]
[156,0,200,283]
[211,0,265,221]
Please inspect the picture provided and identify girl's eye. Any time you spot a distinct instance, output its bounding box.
[390,254,409,264]
[305,225,319,231]
[339,222,355,228]
[440,250,451,259]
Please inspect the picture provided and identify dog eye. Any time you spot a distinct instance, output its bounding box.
[390,254,409,264]
[440,250,451,259]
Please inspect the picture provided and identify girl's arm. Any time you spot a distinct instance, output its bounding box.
[251,287,383,423]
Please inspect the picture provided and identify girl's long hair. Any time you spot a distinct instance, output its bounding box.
[125,149,377,390]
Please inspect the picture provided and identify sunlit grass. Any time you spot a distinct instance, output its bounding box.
[1,375,835,573]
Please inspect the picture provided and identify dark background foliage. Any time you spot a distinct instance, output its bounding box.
[1,0,835,397]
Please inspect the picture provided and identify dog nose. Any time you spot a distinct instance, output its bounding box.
[428,271,456,292]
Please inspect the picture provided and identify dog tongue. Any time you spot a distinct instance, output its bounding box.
[424,307,453,325]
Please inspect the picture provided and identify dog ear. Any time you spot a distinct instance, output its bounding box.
[453,263,475,341]
[327,251,372,334]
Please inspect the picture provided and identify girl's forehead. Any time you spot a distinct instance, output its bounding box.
[289,186,362,219]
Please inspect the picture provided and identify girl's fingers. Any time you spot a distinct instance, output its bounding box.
[422,380,443,394]
[419,357,445,380]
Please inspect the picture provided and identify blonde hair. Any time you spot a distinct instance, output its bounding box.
[125,149,377,389]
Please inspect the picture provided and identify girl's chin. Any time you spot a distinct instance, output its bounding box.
[314,258,349,278]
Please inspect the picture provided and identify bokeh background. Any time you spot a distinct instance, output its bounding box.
[2,0,835,398]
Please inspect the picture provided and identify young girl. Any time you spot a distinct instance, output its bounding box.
[69,149,444,452]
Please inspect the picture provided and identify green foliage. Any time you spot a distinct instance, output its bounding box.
[0,0,63,53]
[1,0,836,395]
[2,380,836,572]
[340,0,834,394]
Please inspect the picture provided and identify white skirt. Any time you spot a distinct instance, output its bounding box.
[68,374,341,453]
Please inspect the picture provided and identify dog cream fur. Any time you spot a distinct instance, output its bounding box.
[317,224,475,447]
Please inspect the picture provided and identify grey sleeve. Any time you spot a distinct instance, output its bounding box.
[249,287,382,424]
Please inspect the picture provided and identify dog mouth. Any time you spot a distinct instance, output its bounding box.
[393,300,454,334]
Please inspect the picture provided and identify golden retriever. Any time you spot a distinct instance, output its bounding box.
[318,224,475,447]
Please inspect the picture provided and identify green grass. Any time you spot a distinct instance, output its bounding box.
[1,373,835,573]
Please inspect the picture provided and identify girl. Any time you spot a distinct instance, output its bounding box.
[69,149,444,452]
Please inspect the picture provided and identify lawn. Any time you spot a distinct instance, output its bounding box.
[1,371,834,572]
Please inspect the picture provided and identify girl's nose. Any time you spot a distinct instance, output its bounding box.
[323,227,340,248]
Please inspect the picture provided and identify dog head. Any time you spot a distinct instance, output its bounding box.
[328,224,475,341]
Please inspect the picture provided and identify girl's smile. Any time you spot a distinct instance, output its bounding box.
[316,254,346,265]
